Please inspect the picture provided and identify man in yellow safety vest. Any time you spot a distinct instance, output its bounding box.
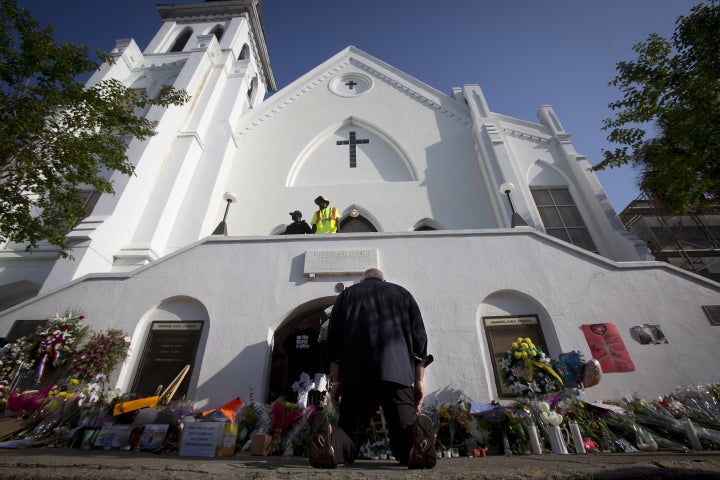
[312,196,340,234]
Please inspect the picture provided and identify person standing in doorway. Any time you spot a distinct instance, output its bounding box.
[311,196,340,234]
[308,268,436,469]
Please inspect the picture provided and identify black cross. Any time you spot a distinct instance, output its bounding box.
[336,131,369,168]
[345,80,357,90]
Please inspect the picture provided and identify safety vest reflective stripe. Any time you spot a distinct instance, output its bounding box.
[314,207,338,233]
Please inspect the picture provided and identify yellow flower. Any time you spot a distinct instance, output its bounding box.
[530,350,537,357]
[69,378,80,386]
[514,351,522,359]
[521,351,528,359]
[517,338,524,343]
[521,343,528,349]
[512,342,519,348]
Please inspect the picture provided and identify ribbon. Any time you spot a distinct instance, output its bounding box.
[35,331,65,383]
[528,359,564,385]
[35,353,48,384]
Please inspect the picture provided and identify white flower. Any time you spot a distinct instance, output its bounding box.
[89,392,100,404]
[537,401,550,413]
[499,357,511,371]
[87,382,100,393]
[512,381,526,393]
[103,388,120,404]
[94,373,107,383]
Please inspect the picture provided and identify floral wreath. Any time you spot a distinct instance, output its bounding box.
[499,337,562,396]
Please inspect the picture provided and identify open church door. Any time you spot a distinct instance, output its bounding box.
[267,305,332,403]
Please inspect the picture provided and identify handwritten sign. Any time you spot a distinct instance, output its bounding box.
[179,422,223,457]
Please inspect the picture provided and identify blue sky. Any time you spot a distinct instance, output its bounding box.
[21,0,698,212]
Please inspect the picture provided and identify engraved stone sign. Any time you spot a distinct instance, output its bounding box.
[304,249,378,276]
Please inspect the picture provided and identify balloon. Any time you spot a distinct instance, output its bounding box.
[582,359,602,388]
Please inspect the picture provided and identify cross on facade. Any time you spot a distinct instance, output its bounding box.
[345,80,357,90]
[336,131,369,168]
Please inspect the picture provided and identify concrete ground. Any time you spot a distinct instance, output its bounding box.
[0,448,719,479]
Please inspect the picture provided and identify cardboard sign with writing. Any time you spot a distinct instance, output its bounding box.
[179,421,237,457]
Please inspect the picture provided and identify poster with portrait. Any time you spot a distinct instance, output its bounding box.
[581,323,635,373]
[631,324,668,345]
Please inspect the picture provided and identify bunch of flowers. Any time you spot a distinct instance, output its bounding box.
[70,329,130,381]
[426,399,490,453]
[268,399,305,453]
[499,337,562,396]
[0,309,131,417]
[0,309,88,392]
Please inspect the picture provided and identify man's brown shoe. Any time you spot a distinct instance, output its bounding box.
[408,413,436,469]
[308,410,337,469]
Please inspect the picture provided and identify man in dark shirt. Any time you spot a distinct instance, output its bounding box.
[283,211,312,235]
[308,268,435,469]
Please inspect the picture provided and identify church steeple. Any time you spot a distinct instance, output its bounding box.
[149,0,275,92]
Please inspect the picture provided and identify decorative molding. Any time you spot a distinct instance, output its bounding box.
[192,34,223,66]
[349,58,471,128]
[502,127,552,144]
[236,58,471,136]
[177,131,206,150]
[483,123,504,145]
[236,62,348,135]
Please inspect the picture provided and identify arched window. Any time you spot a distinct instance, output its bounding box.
[170,28,193,52]
[238,44,250,60]
[210,25,224,42]
[339,216,377,233]
[413,218,441,231]
[530,187,598,253]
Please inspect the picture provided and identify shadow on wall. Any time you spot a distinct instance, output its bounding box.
[194,340,271,408]
[424,385,467,407]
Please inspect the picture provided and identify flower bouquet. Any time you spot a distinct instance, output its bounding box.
[499,338,562,397]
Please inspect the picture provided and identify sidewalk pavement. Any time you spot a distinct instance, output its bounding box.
[0,448,719,479]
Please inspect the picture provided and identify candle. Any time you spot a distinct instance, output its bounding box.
[569,421,586,454]
[527,424,543,455]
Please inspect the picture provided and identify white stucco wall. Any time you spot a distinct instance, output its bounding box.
[2,231,717,408]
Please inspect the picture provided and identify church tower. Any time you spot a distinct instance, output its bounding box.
[40,0,275,292]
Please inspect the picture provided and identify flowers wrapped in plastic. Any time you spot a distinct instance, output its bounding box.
[499,338,563,397]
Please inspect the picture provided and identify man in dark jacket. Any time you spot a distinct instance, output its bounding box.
[282,211,312,235]
[308,268,435,469]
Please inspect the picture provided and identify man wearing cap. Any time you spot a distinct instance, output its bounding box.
[283,211,312,235]
[311,196,340,234]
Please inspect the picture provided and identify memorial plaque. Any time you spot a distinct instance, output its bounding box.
[131,321,203,398]
[303,249,378,276]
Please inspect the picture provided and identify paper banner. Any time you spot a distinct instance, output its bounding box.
[581,323,635,373]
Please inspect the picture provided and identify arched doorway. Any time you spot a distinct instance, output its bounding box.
[267,302,334,403]
[340,215,377,232]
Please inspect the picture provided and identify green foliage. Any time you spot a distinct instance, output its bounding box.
[0,0,189,256]
[596,1,720,213]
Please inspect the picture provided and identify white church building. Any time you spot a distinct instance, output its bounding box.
[1,0,719,409]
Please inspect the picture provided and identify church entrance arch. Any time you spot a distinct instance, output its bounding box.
[267,299,335,403]
[130,297,208,400]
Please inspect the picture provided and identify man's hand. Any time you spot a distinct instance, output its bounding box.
[330,382,343,410]
[413,379,425,411]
